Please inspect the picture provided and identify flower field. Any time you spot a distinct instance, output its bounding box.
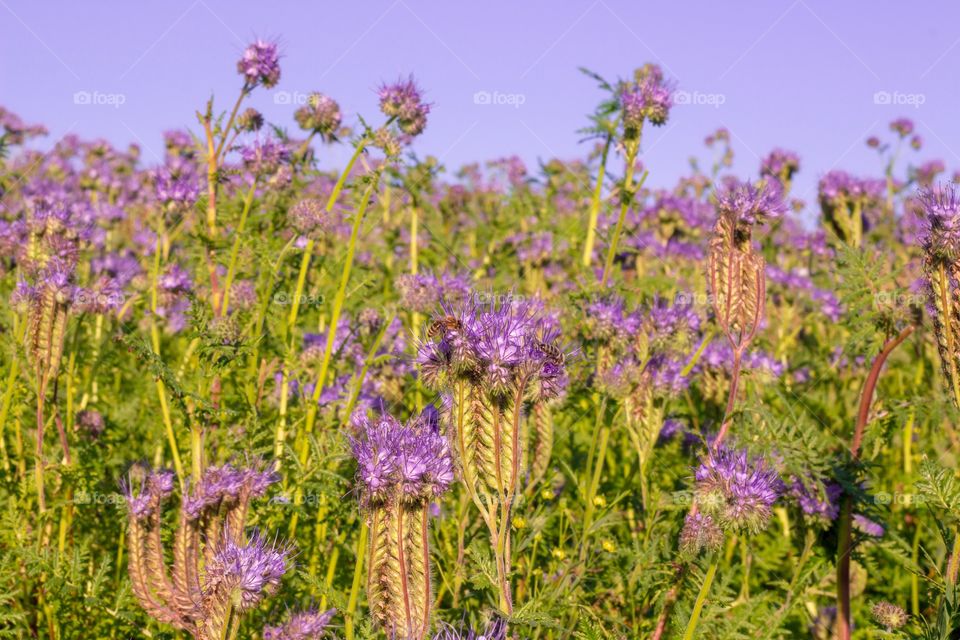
[2,37,960,639]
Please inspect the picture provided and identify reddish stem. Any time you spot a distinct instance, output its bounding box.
[836,324,914,640]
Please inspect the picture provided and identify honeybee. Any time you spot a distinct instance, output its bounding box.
[427,315,461,338]
[535,340,565,365]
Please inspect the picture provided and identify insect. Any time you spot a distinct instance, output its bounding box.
[535,340,565,365]
[427,315,461,338]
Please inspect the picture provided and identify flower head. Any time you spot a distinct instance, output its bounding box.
[295,93,342,136]
[379,76,430,137]
[678,513,724,558]
[716,180,787,227]
[203,530,289,611]
[238,39,281,88]
[871,601,907,631]
[695,447,783,533]
[351,408,454,508]
[918,184,960,260]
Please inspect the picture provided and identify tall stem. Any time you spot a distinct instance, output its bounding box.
[600,136,646,286]
[836,324,914,640]
[582,136,611,267]
[682,560,718,640]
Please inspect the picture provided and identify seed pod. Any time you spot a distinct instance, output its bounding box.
[707,214,766,347]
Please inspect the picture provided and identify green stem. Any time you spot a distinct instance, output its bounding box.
[582,135,611,268]
[600,151,647,286]
[219,181,258,316]
[682,560,718,640]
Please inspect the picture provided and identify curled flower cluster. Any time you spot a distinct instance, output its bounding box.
[918,184,960,406]
[203,530,288,612]
[760,148,801,186]
[288,198,330,240]
[351,409,454,509]
[694,447,783,534]
[817,170,885,246]
[237,39,281,88]
[620,63,673,135]
[417,294,568,401]
[351,408,451,639]
[295,93,342,137]
[678,513,724,558]
[871,601,907,631]
[122,462,284,639]
[379,76,431,137]
[395,271,471,313]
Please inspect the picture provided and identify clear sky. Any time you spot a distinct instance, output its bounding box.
[2,0,959,207]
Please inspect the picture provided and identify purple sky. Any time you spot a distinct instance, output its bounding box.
[2,0,959,208]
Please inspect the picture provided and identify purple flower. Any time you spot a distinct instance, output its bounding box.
[378,76,430,137]
[695,447,783,533]
[155,170,199,208]
[889,117,914,138]
[263,608,336,640]
[204,530,289,611]
[918,184,960,259]
[417,294,568,402]
[760,148,800,182]
[351,408,454,508]
[295,93,342,136]
[853,514,884,538]
[716,180,787,226]
[237,39,281,88]
[790,477,841,523]
[241,137,291,176]
[678,513,724,557]
[288,198,330,239]
[120,477,153,521]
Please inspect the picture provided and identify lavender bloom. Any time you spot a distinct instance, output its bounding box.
[155,170,199,209]
[790,477,841,523]
[121,476,153,521]
[715,180,787,227]
[351,408,454,508]
[889,117,914,138]
[203,530,288,611]
[294,93,342,136]
[853,514,884,538]
[76,409,105,439]
[241,137,291,176]
[678,513,724,557]
[695,448,783,533]
[237,39,281,88]
[918,184,960,260]
[620,64,673,134]
[263,608,336,640]
[379,76,430,136]
[288,198,330,239]
[417,294,568,402]
[760,148,800,183]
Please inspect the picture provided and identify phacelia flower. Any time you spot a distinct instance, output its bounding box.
[871,601,907,631]
[288,198,330,239]
[378,76,430,136]
[294,93,342,137]
[890,117,914,138]
[678,513,724,557]
[351,408,454,508]
[237,107,265,132]
[918,184,960,260]
[695,447,783,533]
[203,530,288,611]
[263,608,336,640]
[715,180,787,227]
[238,39,281,88]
